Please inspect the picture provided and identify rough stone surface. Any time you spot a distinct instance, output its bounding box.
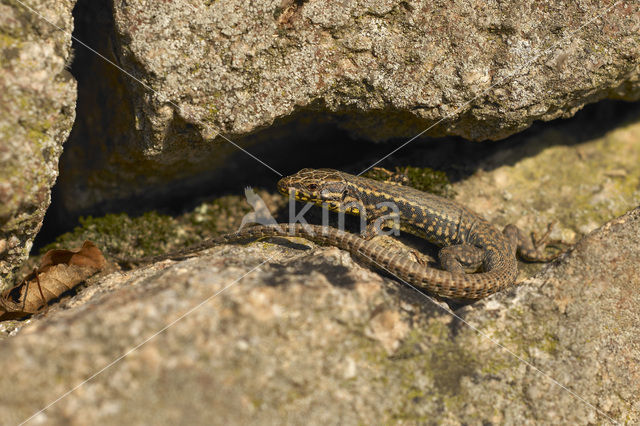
[114,0,640,142]
[448,207,640,424]
[2,109,640,422]
[2,1,639,418]
[0,0,77,291]
[456,105,640,248]
[1,204,638,424]
[55,0,640,216]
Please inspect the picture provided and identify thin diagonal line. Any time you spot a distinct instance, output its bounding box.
[184,1,199,13]
[361,253,619,425]
[18,256,274,426]
[13,0,283,178]
[358,0,624,176]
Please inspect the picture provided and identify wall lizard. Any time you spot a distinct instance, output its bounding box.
[120,168,560,300]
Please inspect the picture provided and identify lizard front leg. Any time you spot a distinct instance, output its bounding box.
[438,244,485,273]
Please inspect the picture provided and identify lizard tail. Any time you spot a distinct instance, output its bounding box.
[219,224,518,300]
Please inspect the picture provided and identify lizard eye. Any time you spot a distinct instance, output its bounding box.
[307,184,318,191]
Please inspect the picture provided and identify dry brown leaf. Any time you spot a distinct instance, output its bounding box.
[0,241,106,320]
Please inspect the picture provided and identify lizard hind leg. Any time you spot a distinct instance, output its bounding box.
[438,244,485,274]
[503,223,565,262]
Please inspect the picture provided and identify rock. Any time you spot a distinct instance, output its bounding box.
[454,106,640,263]
[1,0,639,421]
[448,206,640,424]
[0,0,77,291]
[365,307,410,355]
[112,0,640,142]
[0,243,444,424]
[54,0,640,216]
[0,205,638,423]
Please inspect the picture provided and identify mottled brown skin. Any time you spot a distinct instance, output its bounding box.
[119,168,558,299]
[247,168,557,299]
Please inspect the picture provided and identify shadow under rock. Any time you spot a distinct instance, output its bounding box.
[348,99,640,183]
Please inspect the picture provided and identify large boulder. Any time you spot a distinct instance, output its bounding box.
[55,0,640,215]
[0,206,637,423]
[113,0,640,142]
[0,0,77,291]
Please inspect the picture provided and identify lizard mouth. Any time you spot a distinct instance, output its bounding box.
[276,177,292,196]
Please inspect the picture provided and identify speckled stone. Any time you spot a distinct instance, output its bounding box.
[55,0,640,216]
[0,205,638,423]
[0,0,77,291]
[113,0,640,142]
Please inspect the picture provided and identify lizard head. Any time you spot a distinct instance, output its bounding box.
[277,168,350,211]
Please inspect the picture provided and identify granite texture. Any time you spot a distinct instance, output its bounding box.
[0,0,77,291]
[0,206,637,424]
[55,0,640,215]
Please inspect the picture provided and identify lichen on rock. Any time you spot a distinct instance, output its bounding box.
[0,0,77,291]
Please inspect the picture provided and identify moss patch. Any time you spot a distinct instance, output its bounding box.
[39,190,284,262]
[363,166,456,198]
[41,212,181,259]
